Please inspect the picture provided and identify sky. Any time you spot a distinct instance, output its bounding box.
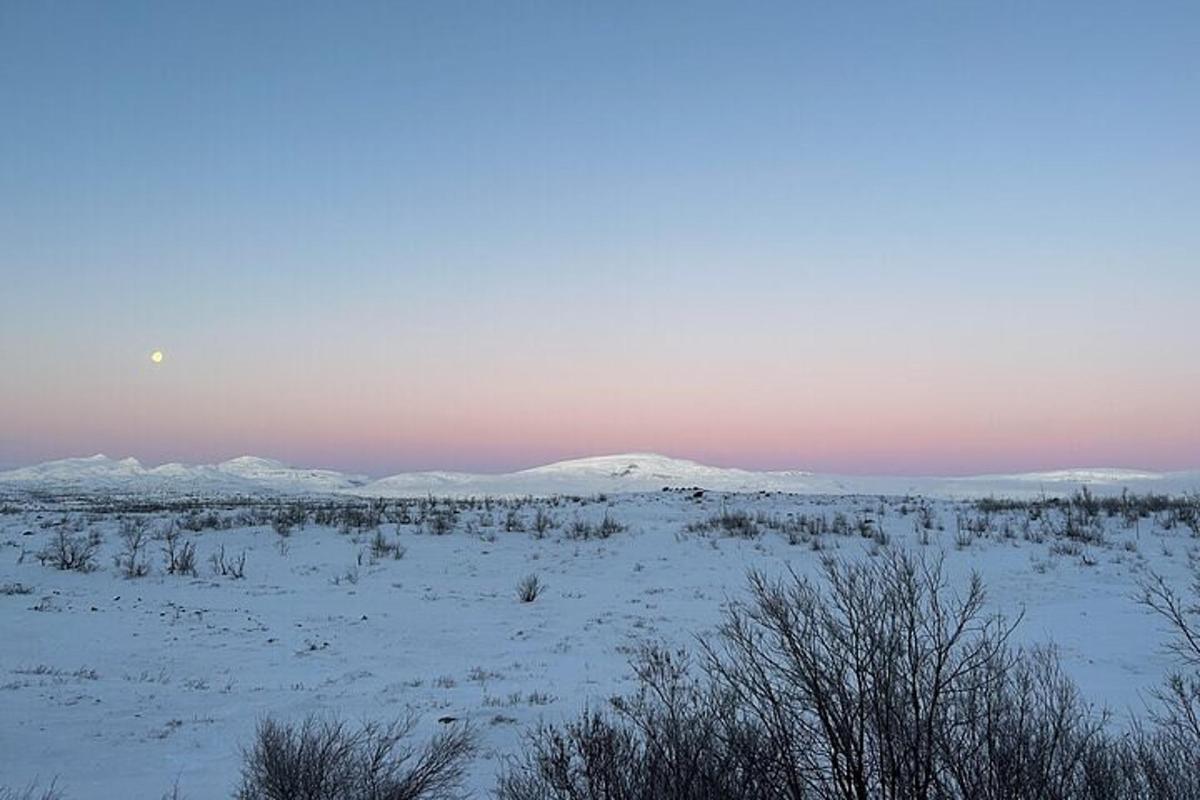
[1,1,1198,476]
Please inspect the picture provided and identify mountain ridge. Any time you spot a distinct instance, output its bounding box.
[2,452,1198,499]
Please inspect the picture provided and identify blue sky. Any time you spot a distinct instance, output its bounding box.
[1,1,1198,474]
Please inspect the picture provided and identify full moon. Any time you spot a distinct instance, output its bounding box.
[150,350,164,364]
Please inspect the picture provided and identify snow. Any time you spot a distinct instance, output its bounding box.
[3,452,1197,499]
[0,455,370,496]
[1,489,1196,797]
[356,453,1200,498]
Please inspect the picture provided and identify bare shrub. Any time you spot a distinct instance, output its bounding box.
[272,503,308,537]
[162,527,197,576]
[210,544,246,579]
[703,553,1021,799]
[516,574,543,603]
[38,529,102,572]
[532,508,553,538]
[370,529,404,560]
[937,646,1112,798]
[567,519,594,540]
[236,714,474,800]
[1073,724,1200,800]
[115,518,150,578]
[0,782,64,800]
[565,512,624,541]
[596,512,625,539]
[426,509,456,536]
[1139,567,1200,757]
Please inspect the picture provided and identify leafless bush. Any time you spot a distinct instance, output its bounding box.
[162,527,197,576]
[1139,567,1200,758]
[1074,724,1200,800]
[38,529,102,572]
[236,714,474,800]
[516,574,543,603]
[426,509,456,536]
[210,544,246,579]
[115,518,151,578]
[567,519,595,539]
[701,553,1022,799]
[937,646,1112,799]
[596,512,625,539]
[0,582,34,596]
[370,529,404,560]
[532,508,554,538]
[0,782,64,800]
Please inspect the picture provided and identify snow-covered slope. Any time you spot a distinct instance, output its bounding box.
[358,454,1200,499]
[0,454,368,495]
[2,452,1197,498]
[360,453,829,497]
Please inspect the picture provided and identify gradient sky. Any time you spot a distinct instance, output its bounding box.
[2,1,1198,476]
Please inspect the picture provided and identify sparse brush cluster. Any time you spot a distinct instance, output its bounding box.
[686,505,895,550]
[37,527,103,572]
[21,491,1196,593]
[425,508,458,536]
[954,489,1200,555]
[500,553,1200,800]
[27,519,95,573]
[236,715,475,800]
[89,494,630,544]
[209,543,246,579]
[30,514,249,580]
[24,495,635,597]
[686,507,761,538]
[565,512,626,540]
[161,525,198,576]
[976,489,1200,536]
[676,491,1199,556]
[0,783,64,800]
[369,528,406,560]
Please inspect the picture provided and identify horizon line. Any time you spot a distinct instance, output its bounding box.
[2,450,1194,481]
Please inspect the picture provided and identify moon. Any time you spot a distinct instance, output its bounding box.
[150,350,164,364]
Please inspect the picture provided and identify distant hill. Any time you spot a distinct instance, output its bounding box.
[2,452,1197,499]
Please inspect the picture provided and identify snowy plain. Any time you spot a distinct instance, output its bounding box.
[1,454,1199,797]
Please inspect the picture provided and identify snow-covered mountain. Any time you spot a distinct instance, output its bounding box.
[358,453,825,496]
[0,454,368,496]
[3,452,1196,499]
[356,454,1200,499]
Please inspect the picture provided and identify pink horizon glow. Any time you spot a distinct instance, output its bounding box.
[5,343,1197,476]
